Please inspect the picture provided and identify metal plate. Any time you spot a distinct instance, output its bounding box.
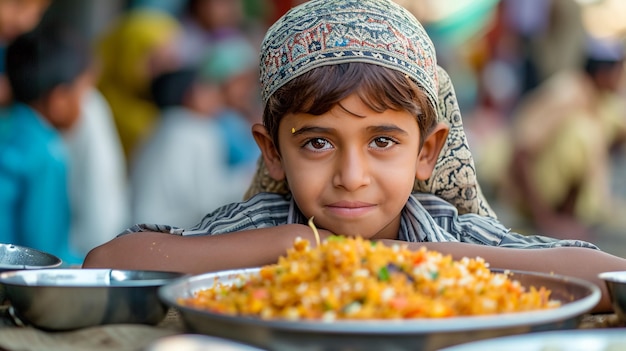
[439,328,626,351]
[159,268,601,351]
[599,271,626,323]
[147,334,267,351]
[0,269,185,330]
[0,244,61,272]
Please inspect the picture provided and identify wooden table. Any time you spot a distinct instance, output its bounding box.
[0,306,184,351]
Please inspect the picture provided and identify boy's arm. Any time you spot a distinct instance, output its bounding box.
[82,224,329,274]
[392,241,626,313]
[83,229,624,313]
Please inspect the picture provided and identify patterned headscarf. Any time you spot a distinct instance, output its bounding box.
[244,0,495,218]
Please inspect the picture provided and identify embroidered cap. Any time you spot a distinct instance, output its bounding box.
[260,0,439,110]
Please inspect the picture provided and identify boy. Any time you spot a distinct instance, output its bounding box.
[1,23,91,264]
[83,0,626,312]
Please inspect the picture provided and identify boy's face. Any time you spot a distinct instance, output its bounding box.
[187,81,223,116]
[223,70,259,121]
[257,94,445,240]
[46,70,93,131]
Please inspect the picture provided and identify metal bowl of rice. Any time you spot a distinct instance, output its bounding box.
[160,267,601,351]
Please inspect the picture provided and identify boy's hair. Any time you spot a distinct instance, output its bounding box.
[264,62,437,150]
[5,23,91,104]
[150,68,198,109]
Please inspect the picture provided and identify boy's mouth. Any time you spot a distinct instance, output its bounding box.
[325,201,376,217]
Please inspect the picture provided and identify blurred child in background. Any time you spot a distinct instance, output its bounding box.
[177,0,247,67]
[63,83,130,257]
[130,68,251,228]
[499,36,626,240]
[200,36,261,177]
[0,23,92,264]
[0,0,51,105]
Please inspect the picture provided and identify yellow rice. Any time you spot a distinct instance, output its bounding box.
[179,236,560,320]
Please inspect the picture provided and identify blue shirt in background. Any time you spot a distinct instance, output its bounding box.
[216,108,259,167]
[0,103,81,265]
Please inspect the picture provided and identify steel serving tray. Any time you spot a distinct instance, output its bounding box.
[159,268,601,351]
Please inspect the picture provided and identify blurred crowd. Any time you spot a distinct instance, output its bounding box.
[0,0,294,264]
[444,0,626,243]
[0,0,625,264]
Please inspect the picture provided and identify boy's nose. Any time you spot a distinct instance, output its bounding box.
[332,147,371,191]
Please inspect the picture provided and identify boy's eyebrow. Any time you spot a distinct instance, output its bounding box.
[291,126,332,136]
[367,124,409,135]
[291,125,408,136]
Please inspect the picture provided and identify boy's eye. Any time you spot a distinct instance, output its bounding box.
[304,138,333,151]
[370,137,396,149]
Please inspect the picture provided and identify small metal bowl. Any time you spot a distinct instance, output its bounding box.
[439,329,626,351]
[0,243,62,272]
[0,243,62,303]
[0,268,186,330]
[147,334,267,351]
[598,271,626,322]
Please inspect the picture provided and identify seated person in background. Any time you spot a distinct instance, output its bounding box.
[0,23,92,264]
[84,0,626,313]
[130,68,253,228]
[0,0,126,258]
[63,87,130,257]
[501,35,626,241]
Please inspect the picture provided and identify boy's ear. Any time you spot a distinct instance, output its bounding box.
[252,123,286,181]
[416,123,449,180]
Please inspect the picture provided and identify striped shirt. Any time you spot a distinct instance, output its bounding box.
[121,192,599,250]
